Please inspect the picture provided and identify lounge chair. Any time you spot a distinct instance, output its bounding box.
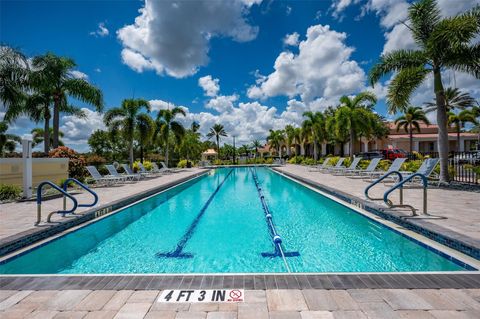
[159,161,184,173]
[320,158,345,173]
[395,158,440,184]
[363,158,406,181]
[138,162,160,176]
[346,158,381,177]
[308,157,331,171]
[331,157,362,175]
[106,164,140,181]
[122,164,148,178]
[86,166,122,186]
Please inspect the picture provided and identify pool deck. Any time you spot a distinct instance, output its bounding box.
[274,164,480,255]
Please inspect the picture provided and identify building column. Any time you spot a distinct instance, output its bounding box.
[413,140,420,152]
[362,140,369,152]
[344,143,350,156]
[321,143,327,156]
[459,137,465,152]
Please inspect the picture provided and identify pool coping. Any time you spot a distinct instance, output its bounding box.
[272,167,480,261]
[0,170,210,258]
[1,273,480,290]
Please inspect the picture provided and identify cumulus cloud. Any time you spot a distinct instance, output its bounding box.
[330,0,360,19]
[90,22,109,37]
[198,75,220,97]
[60,108,105,151]
[205,94,239,113]
[117,0,262,78]
[69,70,88,80]
[247,24,366,103]
[283,32,300,46]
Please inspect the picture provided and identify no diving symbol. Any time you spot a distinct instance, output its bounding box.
[229,289,243,301]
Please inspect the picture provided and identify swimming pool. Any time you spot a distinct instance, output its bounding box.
[0,167,472,274]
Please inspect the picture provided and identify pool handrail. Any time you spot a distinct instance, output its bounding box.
[62,178,98,209]
[364,171,404,204]
[36,181,78,225]
[383,173,429,216]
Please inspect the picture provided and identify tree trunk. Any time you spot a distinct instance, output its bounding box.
[313,140,318,161]
[129,140,134,168]
[349,128,354,158]
[52,94,60,149]
[286,142,291,157]
[409,123,413,154]
[140,145,144,163]
[44,111,50,154]
[433,68,449,183]
[216,136,220,157]
[340,142,344,157]
[300,143,305,156]
[165,139,169,167]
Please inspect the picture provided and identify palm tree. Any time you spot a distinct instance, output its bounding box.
[394,106,430,153]
[104,98,151,167]
[0,121,21,156]
[31,127,64,148]
[448,110,478,151]
[0,47,29,118]
[292,127,302,155]
[266,129,285,157]
[302,111,326,160]
[369,0,480,182]
[335,92,377,158]
[251,139,262,160]
[424,87,478,113]
[31,53,103,148]
[137,115,155,163]
[207,124,228,154]
[284,125,296,158]
[156,107,186,167]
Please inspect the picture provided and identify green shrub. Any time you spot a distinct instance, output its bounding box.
[97,165,109,175]
[302,158,316,165]
[358,160,371,169]
[265,158,274,164]
[401,160,422,172]
[49,146,86,182]
[287,156,304,164]
[177,159,188,168]
[378,160,391,171]
[133,160,153,172]
[0,184,22,201]
[329,156,341,166]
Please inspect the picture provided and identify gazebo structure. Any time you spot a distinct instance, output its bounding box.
[201,148,218,161]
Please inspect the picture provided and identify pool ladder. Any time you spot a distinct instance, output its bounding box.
[36,178,98,225]
[364,171,429,217]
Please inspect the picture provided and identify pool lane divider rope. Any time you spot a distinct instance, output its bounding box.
[156,169,234,258]
[250,168,299,273]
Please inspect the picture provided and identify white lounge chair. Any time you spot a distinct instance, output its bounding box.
[86,166,122,186]
[308,158,331,172]
[346,158,381,177]
[320,158,345,173]
[363,158,406,181]
[106,164,140,181]
[159,162,183,173]
[122,164,148,178]
[138,162,160,176]
[395,158,440,184]
[331,157,362,175]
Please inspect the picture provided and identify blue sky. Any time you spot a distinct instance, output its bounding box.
[1,0,479,151]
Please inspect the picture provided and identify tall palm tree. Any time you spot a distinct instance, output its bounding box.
[424,87,478,113]
[251,139,262,160]
[394,106,430,153]
[266,129,285,157]
[137,114,155,163]
[369,0,480,182]
[302,112,326,160]
[31,127,64,148]
[335,92,377,158]
[207,124,228,154]
[31,53,103,148]
[284,125,296,158]
[0,46,29,117]
[104,98,151,167]
[0,121,21,156]
[448,110,478,151]
[156,107,186,167]
[292,127,302,155]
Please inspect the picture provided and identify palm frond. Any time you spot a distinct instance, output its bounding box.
[387,67,431,113]
[63,78,103,111]
[369,50,429,85]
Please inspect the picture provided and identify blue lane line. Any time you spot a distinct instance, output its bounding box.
[250,168,300,258]
[156,169,234,258]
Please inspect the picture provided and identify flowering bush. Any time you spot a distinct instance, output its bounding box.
[85,154,106,166]
[49,146,86,181]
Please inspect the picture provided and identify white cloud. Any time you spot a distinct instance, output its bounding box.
[330,0,360,19]
[205,95,239,113]
[117,0,261,78]
[90,22,109,37]
[94,68,101,73]
[247,24,366,103]
[69,70,88,80]
[198,75,220,97]
[60,108,105,152]
[283,32,300,46]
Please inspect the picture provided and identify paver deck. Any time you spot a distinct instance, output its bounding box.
[274,164,480,249]
[0,288,478,318]
[0,168,206,242]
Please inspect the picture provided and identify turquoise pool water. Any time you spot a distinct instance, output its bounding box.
[0,167,467,274]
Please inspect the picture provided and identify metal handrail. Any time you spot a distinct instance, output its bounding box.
[62,178,98,210]
[384,173,428,216]
[365,171,404,204]
[36,181,78,225]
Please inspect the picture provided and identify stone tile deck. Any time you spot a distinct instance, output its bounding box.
[0,169,207,254]
[0,288,478,318]
[274,165,480,250]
